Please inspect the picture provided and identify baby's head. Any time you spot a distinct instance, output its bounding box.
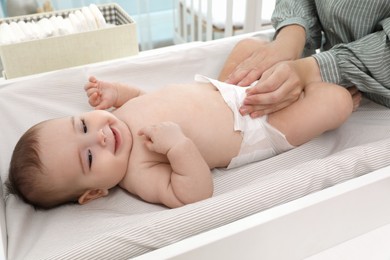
[7,110,133,209]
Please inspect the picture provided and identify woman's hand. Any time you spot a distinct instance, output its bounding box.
[223,25,306,87]
[240,61,304,117]
[225,39,289,87]
[84,76,118,110]
[240,57,322,117]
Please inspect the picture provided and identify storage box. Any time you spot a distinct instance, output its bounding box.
[0,3,139,79]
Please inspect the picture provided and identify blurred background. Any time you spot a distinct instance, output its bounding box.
[0,0,275,51]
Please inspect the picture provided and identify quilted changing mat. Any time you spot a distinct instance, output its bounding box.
[1,36,390,259]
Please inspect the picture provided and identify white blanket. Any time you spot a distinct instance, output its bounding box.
[1,34,390,260]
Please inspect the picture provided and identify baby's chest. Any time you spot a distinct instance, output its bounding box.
[120,146,164,191]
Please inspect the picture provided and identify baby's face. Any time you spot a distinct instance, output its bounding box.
[38,110,133,195]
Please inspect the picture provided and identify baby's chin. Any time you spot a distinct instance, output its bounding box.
[115,116,133,156]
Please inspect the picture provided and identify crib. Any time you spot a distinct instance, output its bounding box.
[1,29,390,260]
[174,0,274,43]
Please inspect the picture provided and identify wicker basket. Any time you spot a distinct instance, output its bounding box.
[0,3,138,79]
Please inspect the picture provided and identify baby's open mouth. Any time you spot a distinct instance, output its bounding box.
[111,127,119,153]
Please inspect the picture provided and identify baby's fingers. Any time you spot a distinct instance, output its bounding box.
[143,140,157,153]
[89,76,97,83]
[84,76,98,91]
[138,128,156,150]
[138,126,152,140]
[88,92,101,107]
[85,87,99,98]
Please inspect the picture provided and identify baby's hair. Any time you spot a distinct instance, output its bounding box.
[7,122,48,209]
[7,121,81,210]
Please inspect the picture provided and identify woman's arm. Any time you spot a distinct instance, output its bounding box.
[272,0,322,54]
[313,22,390,108]
[223,0,319,88]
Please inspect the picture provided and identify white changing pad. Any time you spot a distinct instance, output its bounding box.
[1,34,390,260]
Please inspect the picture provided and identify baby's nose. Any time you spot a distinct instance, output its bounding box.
[98,128,106,146]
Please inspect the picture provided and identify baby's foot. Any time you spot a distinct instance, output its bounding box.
[348,86,362,111]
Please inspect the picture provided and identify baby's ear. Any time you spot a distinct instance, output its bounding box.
[78,189,109,204]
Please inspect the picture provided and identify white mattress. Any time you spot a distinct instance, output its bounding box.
[1,33,390,259]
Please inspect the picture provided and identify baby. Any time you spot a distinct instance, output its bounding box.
[9,35,358,210]
[7,71,353,209]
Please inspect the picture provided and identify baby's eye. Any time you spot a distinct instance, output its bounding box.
[81,119,87,133]
[88,150,93,169]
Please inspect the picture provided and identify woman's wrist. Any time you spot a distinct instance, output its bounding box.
[274,24,306,60]
[293,57,322,86]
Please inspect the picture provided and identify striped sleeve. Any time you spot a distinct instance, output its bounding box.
[313,18,390,108]
[271,0,322,54]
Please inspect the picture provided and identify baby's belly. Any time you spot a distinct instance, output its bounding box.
[180,84,243,167]
[201,130,242,168]
[127,83,243,168]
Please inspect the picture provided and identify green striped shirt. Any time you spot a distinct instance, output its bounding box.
[272,0,390,107]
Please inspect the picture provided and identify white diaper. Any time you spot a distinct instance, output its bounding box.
[195,74,295,169]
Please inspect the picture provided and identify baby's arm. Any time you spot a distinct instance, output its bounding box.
[137,122,213,208]
[84,76,145,109]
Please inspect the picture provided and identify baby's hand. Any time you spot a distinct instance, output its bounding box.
[138,122,187,155]
[84,76,118,110]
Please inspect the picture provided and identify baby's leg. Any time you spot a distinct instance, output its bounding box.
[218,38,269,81]
[268,82,353,146]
